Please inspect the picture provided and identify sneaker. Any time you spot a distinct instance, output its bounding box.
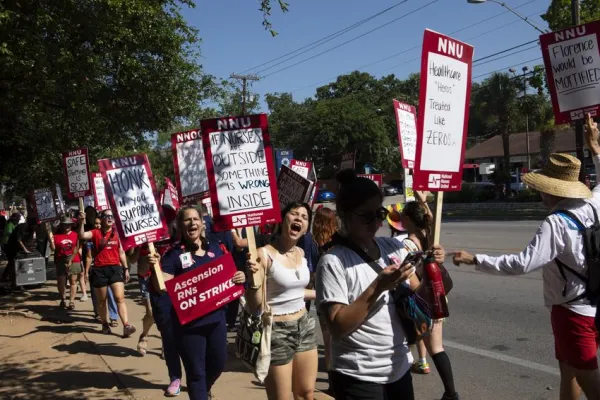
[165,379,181,397]
[411,360,431,374]
[441,393,460,400]
[123,324,136,338]
[101,323,112,335]
[80,294,89,301]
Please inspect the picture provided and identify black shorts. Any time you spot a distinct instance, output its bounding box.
[90,265,124,288]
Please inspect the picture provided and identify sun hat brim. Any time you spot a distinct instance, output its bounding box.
[386,205,405,231]
[522,171,592,199]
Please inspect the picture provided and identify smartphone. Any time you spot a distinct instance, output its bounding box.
[403,251,424,267]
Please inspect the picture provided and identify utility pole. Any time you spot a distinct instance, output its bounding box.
[572,0,586,182]
[230,73,260,115]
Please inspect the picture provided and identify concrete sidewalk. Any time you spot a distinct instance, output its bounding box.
[0,261,333,400]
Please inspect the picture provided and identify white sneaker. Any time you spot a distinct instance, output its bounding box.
[80,294,89,301]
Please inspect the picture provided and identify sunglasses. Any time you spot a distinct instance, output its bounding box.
[351,207,389,225]
[102,215,114,220]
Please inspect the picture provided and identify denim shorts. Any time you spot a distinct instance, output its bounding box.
[270,312,317,366]
[138,276,151,300]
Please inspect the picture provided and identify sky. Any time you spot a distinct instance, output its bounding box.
[184,0,549,110]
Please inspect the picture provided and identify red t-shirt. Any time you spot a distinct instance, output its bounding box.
[91,228,121,267]
[54,231,81,263]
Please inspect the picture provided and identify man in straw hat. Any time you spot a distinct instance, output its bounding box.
[453,114,600,400]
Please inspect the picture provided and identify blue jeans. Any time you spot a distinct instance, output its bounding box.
[151,292,182,382]
[90,270,118,320]
[175,319,227,400]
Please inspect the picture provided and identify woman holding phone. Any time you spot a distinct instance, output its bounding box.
[400,191,459,400]
[316,170,446,400]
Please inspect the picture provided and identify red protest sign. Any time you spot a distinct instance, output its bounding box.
[358,174,383,188]
[290,159,313,179]
[97,154,167,251]
[393,100,418,169]
[171,129,210,204]
[201,114,281,231]
[92,172,110,211]
[32,188,58,223]
[164,177,180,210]
[62,148,92,199]
[166,253,245,325]
[540,21,600,124]
[413,30,474,192]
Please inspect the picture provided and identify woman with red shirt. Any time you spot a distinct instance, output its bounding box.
[78,209,136,337]
[49,215,82,310]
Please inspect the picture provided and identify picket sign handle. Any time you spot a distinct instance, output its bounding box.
[148,242,166,292]
[78,197,84,213]
[245,226,260,289]
[432,192,444,246]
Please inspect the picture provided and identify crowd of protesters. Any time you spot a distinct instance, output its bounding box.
[1,115,599,400]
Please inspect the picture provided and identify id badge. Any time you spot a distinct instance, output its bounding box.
[179,252,193,269]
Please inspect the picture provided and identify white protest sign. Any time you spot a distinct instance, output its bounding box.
[171,129,209,204]
[393,100,418,169]
[62,148,92,199]
[33,188,57,223]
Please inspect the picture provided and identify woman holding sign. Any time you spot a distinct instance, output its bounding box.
[246,202,318,400]
[149,206,246,400]
[48,216,82,310]
[315,171,446,400]
[78,209,136,338]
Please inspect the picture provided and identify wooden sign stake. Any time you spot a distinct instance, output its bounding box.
[78,197,84,214]
[432,192,444,246]
[148,242,166,292]
[245,226,261,288]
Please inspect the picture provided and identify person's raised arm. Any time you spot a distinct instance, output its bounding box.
[584,113,600,198]
[77,212,92,241]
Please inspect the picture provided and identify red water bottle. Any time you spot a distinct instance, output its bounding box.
[424,254,449,319]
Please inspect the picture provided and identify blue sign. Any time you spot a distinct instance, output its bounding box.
[275,149,294,175]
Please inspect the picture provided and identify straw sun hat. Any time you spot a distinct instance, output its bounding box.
[522,153,592,199]
[386,203,405,231]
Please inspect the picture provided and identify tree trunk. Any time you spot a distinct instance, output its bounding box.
[539,128,555,166]
[502,129,511,198]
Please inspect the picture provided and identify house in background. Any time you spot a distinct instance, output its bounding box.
[463,128,591,182]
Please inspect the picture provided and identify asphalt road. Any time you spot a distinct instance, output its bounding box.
[311,218,569,400]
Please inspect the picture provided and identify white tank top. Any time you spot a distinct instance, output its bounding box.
[265,250,310,316]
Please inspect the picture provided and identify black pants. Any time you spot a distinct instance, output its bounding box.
[331,370,414,400]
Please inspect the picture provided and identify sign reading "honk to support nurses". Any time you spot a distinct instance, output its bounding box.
[165,253,245,325]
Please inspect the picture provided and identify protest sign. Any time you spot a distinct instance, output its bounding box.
[201,197,213,217]
[404,170,415,202]
[540,21,600,124]
[92,172,110,211]
[55,184,65,214]
[413,30,474,192]
[357,174,383,187]
[275,149,294,175]
[166,253,244,325]
[33,188,57,223]
[98,154,167,251]
[62,148,92,199]
[83,196,95,209]
[171,129,209,204]
[163,177,180,210]
[278,165,314,209]
[201,114,281,231]
[340,152,356,170]
[393,100,418,169]
[289,159,313,179]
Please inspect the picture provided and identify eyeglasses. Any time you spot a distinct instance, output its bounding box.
[102,215,114,220]
[351,207,389,225]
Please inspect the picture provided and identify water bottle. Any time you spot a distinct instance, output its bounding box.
[424,254,449,319]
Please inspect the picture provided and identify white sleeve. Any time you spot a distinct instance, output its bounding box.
[316,254,349,308]
[475,217,565,275]
[592,155,600,198]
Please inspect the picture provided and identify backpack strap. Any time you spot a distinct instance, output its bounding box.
[553,210,590,303]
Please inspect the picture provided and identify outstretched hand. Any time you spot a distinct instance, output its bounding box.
[452,250,476,266]
[585,113,600,155]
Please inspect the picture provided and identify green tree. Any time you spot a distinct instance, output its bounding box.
[542,0,600,30]
[0,0,214,197]
[474,73,520,195]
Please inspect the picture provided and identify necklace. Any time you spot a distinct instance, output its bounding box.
[276,246,301,280]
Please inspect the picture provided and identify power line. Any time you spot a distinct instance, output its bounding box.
[260,0,440,79]
[473,44,539,67]
[473,57,542,79]
[288,4,544,95]
[242,1,409,74]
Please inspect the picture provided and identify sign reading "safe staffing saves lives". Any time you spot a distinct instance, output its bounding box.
[413,30,474,192]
